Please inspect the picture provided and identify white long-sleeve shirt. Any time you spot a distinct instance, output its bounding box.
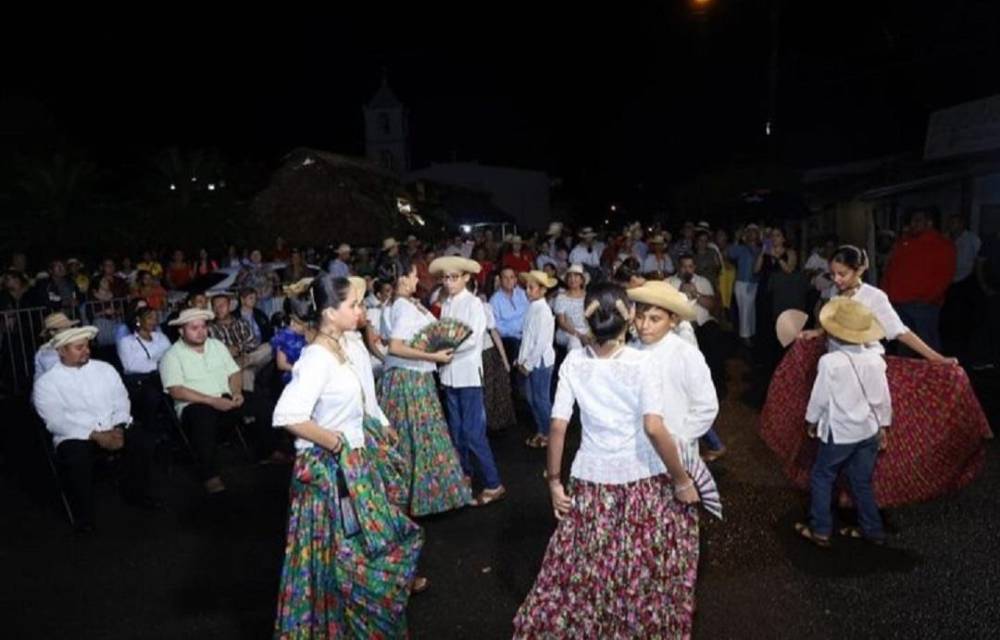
[642,253,674,276]
[117,331,172,375]
[34,346,60,382]
[569,243,604,268]
[439,289,487,387]
[517,298,556,372]
[806,344,892,444]
[33,360,132,448]
[344,331,390,427]
[638,333,719,460]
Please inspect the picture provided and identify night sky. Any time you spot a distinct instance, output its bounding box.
[3,2,999,200]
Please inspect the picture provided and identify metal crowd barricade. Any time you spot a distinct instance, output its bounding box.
[0,297,132,396]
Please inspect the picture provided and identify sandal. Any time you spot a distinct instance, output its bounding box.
[411,576,431,594]
[472,485,507,507]
[525,434,549,449]
[794,522,831,548]
[838,526,886,546]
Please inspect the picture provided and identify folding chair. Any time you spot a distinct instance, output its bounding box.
[33,414,76,527]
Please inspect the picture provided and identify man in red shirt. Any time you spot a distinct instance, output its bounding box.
[501,235,534,274]
[881,209,956,351]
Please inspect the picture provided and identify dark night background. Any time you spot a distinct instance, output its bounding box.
[2,1,999,248]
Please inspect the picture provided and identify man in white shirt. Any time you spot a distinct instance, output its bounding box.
[800,298,891,546]
[432,256,505,504]
[33,326,158,532]
[628,281,723,461]
[568,227,605,272]
[668,254,727,399]
[328,243,352,278]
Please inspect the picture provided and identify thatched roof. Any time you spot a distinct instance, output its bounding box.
[252,148,405,246]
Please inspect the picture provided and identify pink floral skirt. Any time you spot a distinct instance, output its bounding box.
[513,474,699,639]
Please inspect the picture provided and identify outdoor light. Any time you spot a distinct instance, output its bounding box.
[191,176,197,182]
[605,219,610,225]
[169,184,176,191]
[460,224,472,234]
[610,204,617,212]
[207,183,216,191]
[765,120,773,136]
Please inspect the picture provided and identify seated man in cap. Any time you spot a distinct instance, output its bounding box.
[32,326,158,532]
[160,308,284,494]
[628,281,725,462]
[34,312,79,381]
[208,292,273,394]
[432,256,505,505]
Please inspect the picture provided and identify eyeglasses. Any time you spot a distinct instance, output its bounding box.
[442,273,464,281]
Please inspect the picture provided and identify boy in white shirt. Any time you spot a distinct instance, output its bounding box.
[515,270,558,449]
[796,298,892,547]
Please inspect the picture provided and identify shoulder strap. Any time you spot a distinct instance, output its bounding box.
[839,351,880,423]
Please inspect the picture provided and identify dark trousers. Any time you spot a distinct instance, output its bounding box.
[124,373,166,435]
[56,426,155,527]
[180,393,276,481]
[695,320,728,399]
[443,386,501,489]
[809,434,884,540]
[941,275,982,359]
[501,336,523,397]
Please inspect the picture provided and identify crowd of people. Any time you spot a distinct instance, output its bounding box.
[5,207,997,638]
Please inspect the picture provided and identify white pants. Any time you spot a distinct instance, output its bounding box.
[733,281,758,338]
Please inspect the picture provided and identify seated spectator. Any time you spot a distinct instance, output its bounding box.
[271,313,312,385]
[1,269,45,311]
[116,257,138,285]
[137,251,164,280]
[33,326,158,532]
[117,307,171,433]
[35,312,79,381]
[166,250,194,289]
[44,259,81,314]
[97,259,129,298]
[159,308,285,494]
[192,248,218,277]
[237,287,274,345]
[642,235,674,279]
[501,235,535,274]
[132,270,167,311]
[209,292,273,393]
[669,254,727,398]
[327,244,352,278]
[66,258,90,295]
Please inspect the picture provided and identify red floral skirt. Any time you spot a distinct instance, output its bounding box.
[760,339,993,507]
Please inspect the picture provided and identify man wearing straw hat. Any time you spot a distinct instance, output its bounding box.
[569,227,603,271]
[795,298,891,547]
[160,308,284,494]
[328,243,352,279]
[628,281,724,462]
[33,312,79,381]
[33,325,158,532]
[432,255,505,505]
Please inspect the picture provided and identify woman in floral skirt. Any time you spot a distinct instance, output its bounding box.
[377,257,473,516]
[272,274,422,638]
[513,282,701,639]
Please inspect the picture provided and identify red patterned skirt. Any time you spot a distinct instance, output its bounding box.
[760,339,993,507]
[513,475,699,639]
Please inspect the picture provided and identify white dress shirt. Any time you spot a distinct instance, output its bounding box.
[642,253,674,276]
[381,297,436,373]
[667,274,715,326]
[344,331,389,427]
[638,333,719,460]
[569,243,604,268]
[826,283,908,354]
[953,230,982,282]
[552,346,666,484]
[272,344,365,451]
[33,360,132,448]
[439,289,487,388]
[117,331,172,374]
[34,346,60,382]
[806,344,892,444]
[517,298,556,372]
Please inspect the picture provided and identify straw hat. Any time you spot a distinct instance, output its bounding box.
[336,243,351,255]
[818,298,884,345]
[776,309,809,347]
[564,263,590,285]
[519,270,558,289]
[626,280,697,321]
[429,256,481,275]
[382,237,399,251]
[282,277,315,297]
[347,276,367,301]
[506,234,523,245]
[40,312,79,337]
[546,222,564,237]
[168,308,216,327]
[578,227,597,239]
[50,326,99,350]
[648,235,667,246]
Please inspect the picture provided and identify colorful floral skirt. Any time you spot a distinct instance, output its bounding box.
[513,475,699,639]
[364,415,409,508]
[482,347,517,432]
[760,339,994,507]
[378,368,472,516]
[274,446,423,639]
